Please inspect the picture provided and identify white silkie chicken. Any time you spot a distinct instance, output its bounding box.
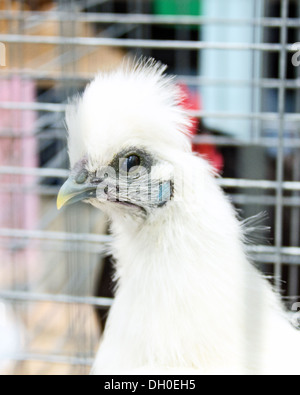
[57,58,300,375]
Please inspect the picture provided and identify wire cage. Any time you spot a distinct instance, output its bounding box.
[0,0,299,375]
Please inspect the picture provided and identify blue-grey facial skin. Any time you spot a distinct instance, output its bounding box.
[58,148,174,214]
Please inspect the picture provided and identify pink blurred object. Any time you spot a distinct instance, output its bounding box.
[0,76,39,286]
[178,83,224,174]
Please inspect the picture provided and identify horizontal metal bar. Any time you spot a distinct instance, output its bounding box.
[2,130,300,147]
[0,102,66,112]
[2,352,94,367]
[190,111,300,122]
[193,136,300,148]
[218,178,300,191]
[0,131,65,140]
[230,194,300,208]
[1,183,300,207]
[179,76,300,89]
[253,254,300,266]
[1,70,300,90]
[2,183,300,209]
[0,184,60,196]
[0,238,105,255]
[1,132,300,148]
[0,228,299,259]
[3,241,298,264]
[0,34,297,52]
[0,290,113,308]
[1,167,300,192]
[5,235,298,259]
[0,11,299,28]
[1,101,300,123]
[0,228,112,244]
[0,70,93,83]
[247,245,300,257]
[0,166,69,178]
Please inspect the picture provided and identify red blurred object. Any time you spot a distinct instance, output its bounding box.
[178,83,223,173]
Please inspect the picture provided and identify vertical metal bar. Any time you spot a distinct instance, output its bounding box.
[250,0,258,141]
[140,0,151,58]
[288,0,300,302]
[175,2,191,74]
[289,153,300,298]
[274,0,289,291]
[126,0,143,57]
[254,0,265,143]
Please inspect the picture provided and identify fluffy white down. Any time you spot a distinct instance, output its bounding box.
[66,58,300,375]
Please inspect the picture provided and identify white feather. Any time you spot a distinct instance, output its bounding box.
[66,58,300,375]
[0,302,22,372]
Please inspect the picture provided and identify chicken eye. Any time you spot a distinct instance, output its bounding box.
[121,155,141,173]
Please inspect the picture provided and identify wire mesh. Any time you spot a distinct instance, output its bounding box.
[0,0,299,375]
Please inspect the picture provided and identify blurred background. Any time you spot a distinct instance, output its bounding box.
[0,0,299,375]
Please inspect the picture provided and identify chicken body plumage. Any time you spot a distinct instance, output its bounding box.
[58,59,300,375]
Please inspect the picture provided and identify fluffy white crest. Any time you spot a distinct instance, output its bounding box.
[66,58,192,172]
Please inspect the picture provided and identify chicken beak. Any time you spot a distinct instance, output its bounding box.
[57,176,97,210]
